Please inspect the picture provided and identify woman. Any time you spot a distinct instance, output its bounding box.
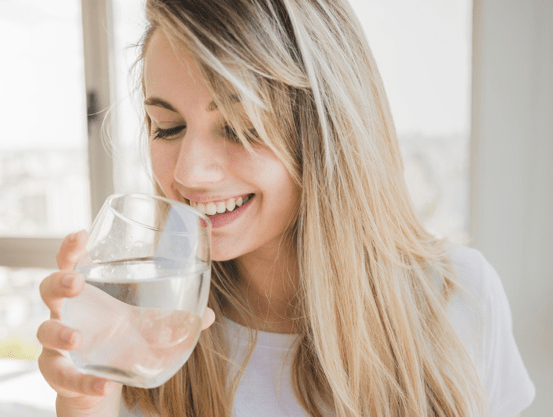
[37,1,535,416]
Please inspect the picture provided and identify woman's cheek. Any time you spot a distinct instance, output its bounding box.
[150,142,176,190]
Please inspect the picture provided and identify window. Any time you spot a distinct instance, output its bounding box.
[0,0,122,412]
[349,0,473,243]
[0,0,90,239]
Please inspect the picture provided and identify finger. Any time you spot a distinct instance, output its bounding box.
[202,308,215,330]
[38,348,113,397]
[56,230,89,271]
[39,272,85,318]
[36,319,82,351]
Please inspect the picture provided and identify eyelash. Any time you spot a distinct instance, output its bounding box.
[223,125,240,143]
[151,126,186,140]
[225,126,260,144]
[151,124,258,143]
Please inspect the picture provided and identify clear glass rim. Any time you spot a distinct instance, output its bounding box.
[105,193,211,236]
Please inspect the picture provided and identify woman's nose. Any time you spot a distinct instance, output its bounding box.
[173,131,225,188]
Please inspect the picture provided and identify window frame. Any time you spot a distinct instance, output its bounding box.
[0,0,116,269]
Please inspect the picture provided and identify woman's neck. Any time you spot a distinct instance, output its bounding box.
[226,241,300,334]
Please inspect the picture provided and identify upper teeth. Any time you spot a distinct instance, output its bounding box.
[190,195,251,215]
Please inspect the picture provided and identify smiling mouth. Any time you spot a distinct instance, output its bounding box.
[190,193,254,216]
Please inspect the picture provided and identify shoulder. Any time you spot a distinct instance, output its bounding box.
[445,246,502,335]
[448,245,494,295]
[444,246,494,368]
[445,246,536,417]
[445,245,518,361]
[447,245,511,322]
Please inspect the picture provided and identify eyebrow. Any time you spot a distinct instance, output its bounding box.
[144,95,240,113]
[144,97,178,112]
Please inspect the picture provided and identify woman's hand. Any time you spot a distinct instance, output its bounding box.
[36,231,216,416]
[37,231,121,416]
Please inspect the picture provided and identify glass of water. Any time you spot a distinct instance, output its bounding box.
[61,193,211,388]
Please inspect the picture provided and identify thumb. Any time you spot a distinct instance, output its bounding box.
[201,308,215,330]
[55,230,89,271]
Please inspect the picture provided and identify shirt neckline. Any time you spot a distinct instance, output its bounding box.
[223,317,299,350]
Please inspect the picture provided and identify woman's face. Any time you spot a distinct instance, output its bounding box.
[144,31,300,262]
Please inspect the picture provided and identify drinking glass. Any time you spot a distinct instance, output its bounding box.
[61,193,211,388]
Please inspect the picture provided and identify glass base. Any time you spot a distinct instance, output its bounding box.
[76,363,165,388]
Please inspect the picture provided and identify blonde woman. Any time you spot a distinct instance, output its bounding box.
[37,1,535,416]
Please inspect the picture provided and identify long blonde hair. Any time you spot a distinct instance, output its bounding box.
[123,0,490,416]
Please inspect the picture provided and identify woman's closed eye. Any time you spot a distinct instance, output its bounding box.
[151,125,186,140]
[223,125,260,144]
[223,125,240,143]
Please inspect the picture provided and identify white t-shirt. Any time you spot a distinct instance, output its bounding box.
[121,247,535,417]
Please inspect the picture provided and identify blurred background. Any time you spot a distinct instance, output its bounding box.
[0,0,551,416]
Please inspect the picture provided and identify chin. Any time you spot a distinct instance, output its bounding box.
[210,247,242,263]
[211,254,233,263]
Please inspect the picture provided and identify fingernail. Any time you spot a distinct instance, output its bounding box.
[62,274,74,287]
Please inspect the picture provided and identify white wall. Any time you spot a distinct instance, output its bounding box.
[470,0,553,415]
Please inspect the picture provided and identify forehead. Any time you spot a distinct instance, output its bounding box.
[144,30,211,107]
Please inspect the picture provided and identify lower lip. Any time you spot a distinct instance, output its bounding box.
[205,195,254,229]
